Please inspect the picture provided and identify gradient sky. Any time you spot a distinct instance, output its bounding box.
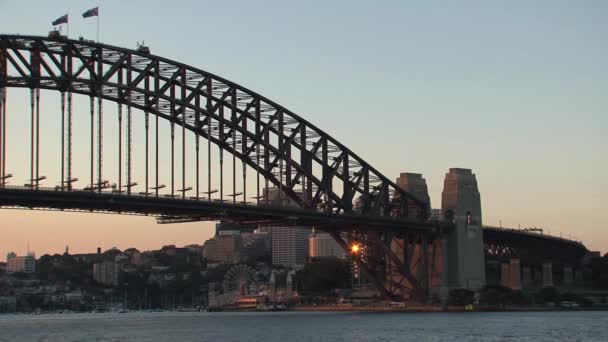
[0,0,606,260]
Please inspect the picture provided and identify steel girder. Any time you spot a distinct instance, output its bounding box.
[0,34,429,220]
[0,187,440,233]
[327,229,442,301]
[483,227,588,265]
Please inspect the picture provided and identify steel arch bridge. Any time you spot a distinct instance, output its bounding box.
[0,34,445,300]
[0,34,588,300]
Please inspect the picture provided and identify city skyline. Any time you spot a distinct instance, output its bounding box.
[1,0,606,260]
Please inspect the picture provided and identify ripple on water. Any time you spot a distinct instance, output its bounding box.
[0,311,607,342]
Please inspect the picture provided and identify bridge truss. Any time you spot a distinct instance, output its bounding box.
[0,34,445,301]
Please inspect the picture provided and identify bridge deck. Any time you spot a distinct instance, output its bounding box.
[0,186,441,233]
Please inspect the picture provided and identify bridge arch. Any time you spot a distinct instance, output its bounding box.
[0,35,592,301]
[0,34,429,219]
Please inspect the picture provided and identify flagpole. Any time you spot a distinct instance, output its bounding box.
[97,3,100,42]
[67,12,69,38]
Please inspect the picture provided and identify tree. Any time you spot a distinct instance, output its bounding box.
[295,257,352,294]
[536,286,560,304]
[590,255,608,289]
[448,288,475,306]
[479,285,512,308]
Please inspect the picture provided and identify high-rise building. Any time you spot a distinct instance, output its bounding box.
[204,233,243,264]
[257,186,311,268]
[204,227,271,264]
[93,261,118,286]
[6,252,36,274]
[203,238,218,261]
[309,230,345,259]
[260,187,301,208]
[272,227,310,268]
[216,222,253,235]
[242,231,271,261]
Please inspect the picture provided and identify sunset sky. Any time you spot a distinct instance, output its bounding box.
[1,0,606,260]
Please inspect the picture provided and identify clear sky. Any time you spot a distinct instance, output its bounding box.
[0,0,606,260]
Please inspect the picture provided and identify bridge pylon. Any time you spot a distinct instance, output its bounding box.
[440,168,486,294]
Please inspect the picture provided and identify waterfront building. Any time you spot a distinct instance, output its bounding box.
[309,230,345,259]
[93,261,119,286]
[6,252,36,274]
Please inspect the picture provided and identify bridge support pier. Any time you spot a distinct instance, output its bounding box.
[331,230,425,302]
[534,268,543,286]
[500,262,510,288]
[575,269,584,285]
[522,266,533,288]
[563,266,574,286]
[498,259,522,290]
[437,236,450,306]
[508,258,521,290]
[542,262,554,288]
[444,219,486,291]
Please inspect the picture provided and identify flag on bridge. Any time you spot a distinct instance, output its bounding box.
[52,14,68,26]
[82,7,99,18]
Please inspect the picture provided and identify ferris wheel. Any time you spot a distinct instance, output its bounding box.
[223,264,257,296]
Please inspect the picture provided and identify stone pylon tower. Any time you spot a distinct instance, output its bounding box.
[441,168,486,291]
[392,173,445,300]
[396,173,431,205]
[441,168,482,225]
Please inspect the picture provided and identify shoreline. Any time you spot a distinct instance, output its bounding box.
[3,305,608,315]
[291,304,608,313]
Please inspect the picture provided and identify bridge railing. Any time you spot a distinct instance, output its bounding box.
[483,225,584,246]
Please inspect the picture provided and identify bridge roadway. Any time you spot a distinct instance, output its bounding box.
[0,186,587,262]
[0,186,442,233]
[483,225,587,264]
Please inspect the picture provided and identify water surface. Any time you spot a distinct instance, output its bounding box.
[1,311,607,342]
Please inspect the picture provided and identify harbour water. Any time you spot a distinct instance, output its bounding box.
[0,311,607,341]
